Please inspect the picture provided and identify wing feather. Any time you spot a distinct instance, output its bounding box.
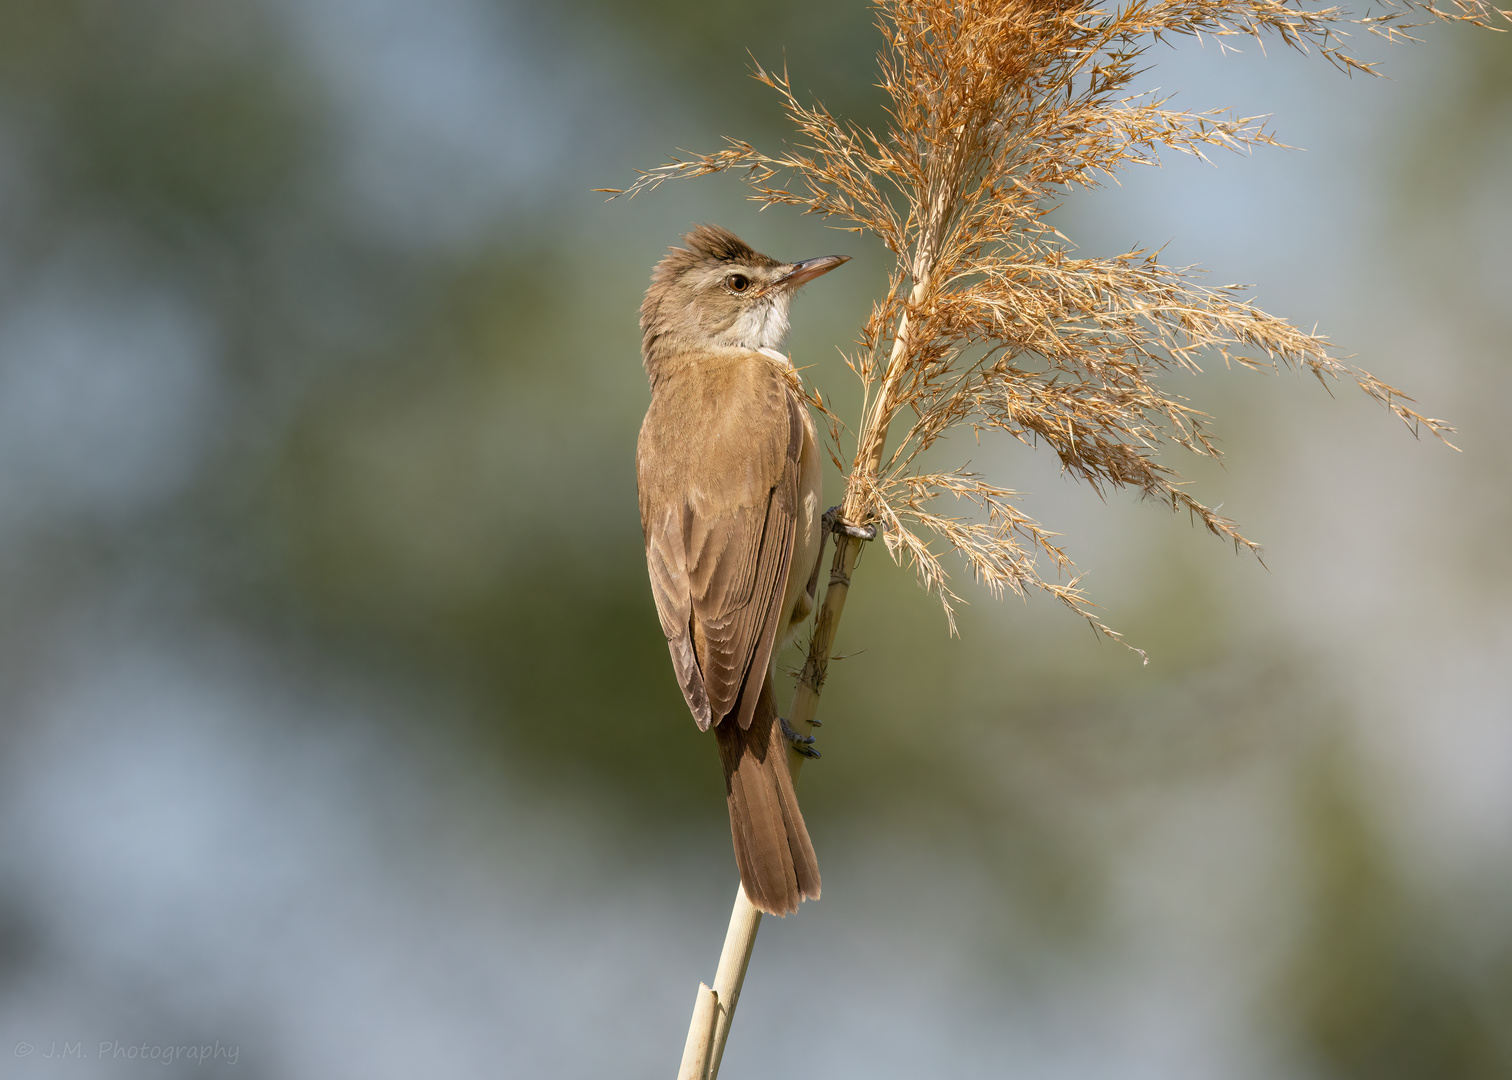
[638,354,804,731]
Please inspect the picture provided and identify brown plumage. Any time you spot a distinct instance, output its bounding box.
[636,225,847,915]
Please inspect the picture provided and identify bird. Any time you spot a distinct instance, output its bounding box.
[636,224,849,916]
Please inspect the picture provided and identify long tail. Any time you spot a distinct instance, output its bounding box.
[713,674,820,916]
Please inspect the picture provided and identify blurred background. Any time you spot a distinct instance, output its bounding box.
[0,1,1508,1076]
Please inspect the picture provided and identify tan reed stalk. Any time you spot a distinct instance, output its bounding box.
[676,982,719,1080]
[605,0,1509,1074]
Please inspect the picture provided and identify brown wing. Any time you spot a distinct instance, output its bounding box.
[637,356,804,732]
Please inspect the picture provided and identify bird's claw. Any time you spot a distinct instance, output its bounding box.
[822,505,878,542]
[780,716,821,758]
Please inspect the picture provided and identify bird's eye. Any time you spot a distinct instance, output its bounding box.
[727,274,750,293]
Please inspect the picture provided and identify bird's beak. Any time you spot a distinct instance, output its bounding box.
[777,254,850,289]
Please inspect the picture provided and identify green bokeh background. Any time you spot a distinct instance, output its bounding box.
[0,2,1508,1077]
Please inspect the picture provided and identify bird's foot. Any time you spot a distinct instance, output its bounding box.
[822,505,878,542]
[780,716,821,759]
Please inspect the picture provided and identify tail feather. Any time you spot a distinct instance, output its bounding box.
[714,675,820,916]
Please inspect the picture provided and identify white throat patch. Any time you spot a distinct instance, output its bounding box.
[728,293,793,352]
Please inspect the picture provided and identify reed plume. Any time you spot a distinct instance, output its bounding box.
[611,0,1502,647]
[605,0,1508,1074]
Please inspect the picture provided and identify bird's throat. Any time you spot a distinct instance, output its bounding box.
[725,295,791,352]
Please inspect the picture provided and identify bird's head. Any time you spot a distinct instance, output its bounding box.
[640,224,848,367]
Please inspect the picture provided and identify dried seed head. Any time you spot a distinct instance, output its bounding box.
[608,0,1503,643]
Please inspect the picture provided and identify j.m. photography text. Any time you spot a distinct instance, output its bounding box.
[12,1040,239,1066]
